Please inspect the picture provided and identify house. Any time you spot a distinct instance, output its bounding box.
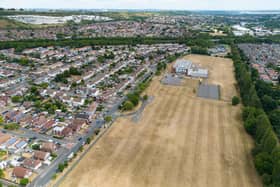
[15,141,28,149]
[72,97,85,107]
[12,166,32,178]
[69,118,88,132]
[85,102,98,119]
[75,113,90,121]
[23,159,42,170]
[41,120,55,132]
[32,115,48,128]
[0,96,9,107]
[0,161,7,169]
[53,126,65,136]
[41,142,56,153]
[34,151,50,161]
[19,114,33,127]
[0,133,11,145]
[61,127,73,137]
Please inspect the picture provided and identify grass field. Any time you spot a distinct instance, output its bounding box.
[60,55,261,187]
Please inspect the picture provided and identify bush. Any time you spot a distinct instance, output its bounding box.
[11,95,22,103]
[232,96,240,106]
[86,137,91,144]
[31,144,40,150]
[143,95,148,100]
[20,178,29,186]
[4,123,20,130]
[94,129,100,135]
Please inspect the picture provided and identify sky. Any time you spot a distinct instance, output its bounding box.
[1,0,280,10]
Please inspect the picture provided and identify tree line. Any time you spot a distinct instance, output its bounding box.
[231,44,280,186]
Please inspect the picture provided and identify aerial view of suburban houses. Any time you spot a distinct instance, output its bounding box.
[0,42,190,186]
[0,2,280,187]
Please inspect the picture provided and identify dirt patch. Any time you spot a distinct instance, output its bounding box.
[60,55,261,187]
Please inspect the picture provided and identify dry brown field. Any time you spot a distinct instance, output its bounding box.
[60,55,261,187]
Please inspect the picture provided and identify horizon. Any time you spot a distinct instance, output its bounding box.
[1,0,280,11]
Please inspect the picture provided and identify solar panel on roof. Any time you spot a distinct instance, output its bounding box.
[6,138,17,145]
[16,141,27,148]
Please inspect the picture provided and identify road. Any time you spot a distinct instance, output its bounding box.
[1,128,67,145]
[0,178,19,187]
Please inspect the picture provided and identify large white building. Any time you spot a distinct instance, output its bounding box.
[173,59,208,78]
[188,68,208,78]
[173,59,192,73]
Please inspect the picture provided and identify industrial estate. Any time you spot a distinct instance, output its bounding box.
[0,5,279,187]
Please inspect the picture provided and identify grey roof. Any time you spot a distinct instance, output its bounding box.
[174,59,192,69]
[15,141,27,149]
[197,84,220,100]
[161,74,182,86]
[6,137,17,146]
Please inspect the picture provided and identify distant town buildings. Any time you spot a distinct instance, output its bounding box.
[239,43,280,83]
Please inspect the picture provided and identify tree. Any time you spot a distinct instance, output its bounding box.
[104,116,112,123]
[127,93,139,106]
[0,115,4,124]
[244,112,257,135]
[242,107,255,121]
[122,101,134,111]
[20,178,29,186]
[254,152,273,175]
[262,95,277,112]
[0,169,4,178]
[232,96,240,106]
[262,173,272,185]
[261,130,277,153]
[272,147,280,163]
[58,163,65,172]
[4,123,20,130]
[272,160,280,186]
[256,114,271,143]
[11,95,22,103]
[64,161,68,167]
[269,109,280,136]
